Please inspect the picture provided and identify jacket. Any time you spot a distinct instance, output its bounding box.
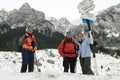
[22,33,37,51]
[58,38,78,58]
[78,38,92,58]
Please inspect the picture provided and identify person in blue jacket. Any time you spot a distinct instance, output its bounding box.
[77,31,94,75]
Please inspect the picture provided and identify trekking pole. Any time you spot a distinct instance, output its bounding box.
[34,51,41,72]
[87,19,99,75]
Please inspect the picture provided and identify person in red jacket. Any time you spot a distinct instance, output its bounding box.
[58,32,78,73]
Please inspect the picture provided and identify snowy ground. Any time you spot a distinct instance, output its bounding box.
[0,49,120,80]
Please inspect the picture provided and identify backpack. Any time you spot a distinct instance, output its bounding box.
[18,35,26,52]
[90,41,97,50]
[63,39,77,53]
[18,34,36,52]
[18,35,30,52]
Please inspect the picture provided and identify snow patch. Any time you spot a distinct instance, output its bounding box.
[0,49,120,80]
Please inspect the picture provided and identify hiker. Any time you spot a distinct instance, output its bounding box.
[77,31,94,75]
[19,25,37,73]
[58,32,78,73]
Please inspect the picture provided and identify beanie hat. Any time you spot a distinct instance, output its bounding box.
[66,31,71,35]
[26,25,33,31]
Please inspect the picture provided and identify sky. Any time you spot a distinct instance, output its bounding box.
[0,0,120,22]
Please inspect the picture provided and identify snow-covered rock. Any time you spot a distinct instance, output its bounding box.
[47,17,76,34]
[0,9,8,22]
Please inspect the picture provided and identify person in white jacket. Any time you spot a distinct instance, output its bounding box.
[77,31,94,75]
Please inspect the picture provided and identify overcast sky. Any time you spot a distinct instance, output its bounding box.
[0,0,120,21]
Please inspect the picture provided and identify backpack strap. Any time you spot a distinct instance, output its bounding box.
[18,35,26,52]
[19,35,25,46]
[19,34,30,48]
[24,33,35,44]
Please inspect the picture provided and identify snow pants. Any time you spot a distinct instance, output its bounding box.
[20,50,34,73]
[63,57,77,73]
[79,57,94,75]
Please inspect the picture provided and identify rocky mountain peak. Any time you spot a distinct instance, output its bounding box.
[58,17,70,25]
[0,8,6,12]
[19,3,31,11]
[0,8,8,22]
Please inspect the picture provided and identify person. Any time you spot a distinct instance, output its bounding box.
[77,31,94,75]
[19,25,37,73]
[58,32,78,73]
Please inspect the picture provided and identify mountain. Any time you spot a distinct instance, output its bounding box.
[7,3,45,28]
[47,17,76,34]
[0,9,9,22]
[94,3,120,48]
[0,3,57,34]
[1,2,120,55]
[0,3,45,27]
[0,3,76,34]
[0,3,65,51]
[34,19,55,34]
[69,3,120,56]
[96,3,120,34]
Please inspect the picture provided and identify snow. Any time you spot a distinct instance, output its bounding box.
[107,32,119,38]
[105,47,119,50]
[0,49,120,80]
[105,29,119,38]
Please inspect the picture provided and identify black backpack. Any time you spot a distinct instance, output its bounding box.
[18,35,26,52]
[90,41,97,50]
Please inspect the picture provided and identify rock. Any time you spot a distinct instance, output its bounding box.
[47,60,54,64]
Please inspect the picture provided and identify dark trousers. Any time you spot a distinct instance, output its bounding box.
[79,57,94,75]
[63,57,77,73]
[21,50,34,73]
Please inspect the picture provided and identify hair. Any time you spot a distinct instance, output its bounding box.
[78,33,83,36]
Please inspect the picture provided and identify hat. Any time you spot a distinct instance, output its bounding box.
[26,25,33,31]
[66,31,71,35]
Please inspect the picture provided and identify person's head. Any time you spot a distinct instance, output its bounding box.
[26,25,33,34]
[78,33,84,40]
[66,31,72,39]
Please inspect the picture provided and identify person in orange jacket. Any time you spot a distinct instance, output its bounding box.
[58,32,78,73]
[20,25,37,73]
